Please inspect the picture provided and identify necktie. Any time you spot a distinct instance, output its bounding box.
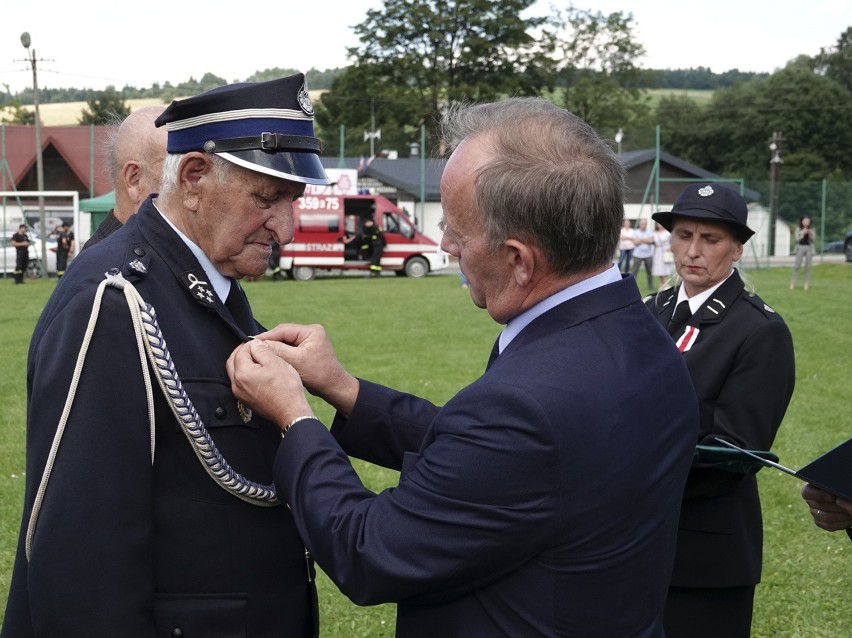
[226,279,256,335]
[485,336,500,371]
[667,300,692,336]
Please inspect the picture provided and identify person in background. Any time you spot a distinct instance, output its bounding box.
[55,222,75,278]
[651,221,674,289]
[645,182,796,638]
[1,74,329,637]
[227,97,698,637]
[789,214,815,290]
[11,224,30,285]
[361,217,386,277]
[630,217,655,290]
[618,217,634,272]
[82,106,168,251]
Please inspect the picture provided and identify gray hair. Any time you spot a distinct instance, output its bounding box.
[440,97,624,275]
[159,153,233,196]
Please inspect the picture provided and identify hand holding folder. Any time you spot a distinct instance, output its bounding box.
[714,436,852,502]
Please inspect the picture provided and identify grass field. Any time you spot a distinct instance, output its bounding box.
[1,264,850,636]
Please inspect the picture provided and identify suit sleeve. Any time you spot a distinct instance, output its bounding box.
[329,378,438,469]
[25,287,158,634]
[274,379,559,607]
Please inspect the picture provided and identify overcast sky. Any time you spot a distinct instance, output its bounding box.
[1,0,849,94]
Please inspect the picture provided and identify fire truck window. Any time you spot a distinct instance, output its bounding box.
[300,213,339,233]
[387,213,413,239]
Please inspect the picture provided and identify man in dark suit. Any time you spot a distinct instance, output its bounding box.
[645,183,796,638]
[2,75,329,637]
[227,98,699,637]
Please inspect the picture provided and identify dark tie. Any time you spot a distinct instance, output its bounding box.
[226,279,256,335]
[667,300,692,336]
[486,336,500,370]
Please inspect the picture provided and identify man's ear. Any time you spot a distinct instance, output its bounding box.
[121,160,143,204]
[503,238,537,287]
[178,153,212,212]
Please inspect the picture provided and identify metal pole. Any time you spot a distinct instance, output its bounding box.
[768,131,783,258]
[369,98,375,157]
[22,34,47,271]
[338,124,346,168]
[419,125,425,229]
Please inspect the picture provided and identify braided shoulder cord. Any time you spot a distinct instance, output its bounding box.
[27,273,278,560]
[132,284,279,507]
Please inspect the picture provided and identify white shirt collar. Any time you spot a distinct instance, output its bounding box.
[153,200,232,303]
[498,264,621,354]
[676,268,736,313]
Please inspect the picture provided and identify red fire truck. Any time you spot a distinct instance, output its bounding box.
[279,193,447,280]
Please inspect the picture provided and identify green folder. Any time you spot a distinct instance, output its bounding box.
[693,444,779,474]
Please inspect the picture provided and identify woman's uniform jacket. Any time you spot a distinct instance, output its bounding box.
[646,269,795,589]
[2,198,316,638]
[274,274,700,637]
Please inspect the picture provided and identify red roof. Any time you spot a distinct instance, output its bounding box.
[0,124,112,196]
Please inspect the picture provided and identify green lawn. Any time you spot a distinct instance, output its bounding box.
[1,264,850,636]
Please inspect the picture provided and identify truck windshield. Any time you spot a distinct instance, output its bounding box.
[385,213,414,239]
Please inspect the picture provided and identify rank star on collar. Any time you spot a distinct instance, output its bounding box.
[180,272,216,307]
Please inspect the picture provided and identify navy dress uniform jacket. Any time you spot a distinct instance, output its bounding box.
[645,269,795,588]
[274,275,699,637]
[2,198,316,637]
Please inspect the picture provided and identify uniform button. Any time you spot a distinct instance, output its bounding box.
[215,407,226,419]
[134,247,146,256]
[171,630,183,638]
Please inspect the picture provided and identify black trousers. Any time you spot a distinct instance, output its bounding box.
[57,250,69,275]
[664,585,755,638]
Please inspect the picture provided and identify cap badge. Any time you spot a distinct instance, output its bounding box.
[697,185,715,197]
[297,85,314,117]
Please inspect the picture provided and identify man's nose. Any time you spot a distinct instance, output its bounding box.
[266,203,296,244]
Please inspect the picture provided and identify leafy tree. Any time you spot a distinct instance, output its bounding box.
[314,63,428,158]
[653,68,852,236]
[78,88,130,124]
[814,27,852,94]
[330,0,555,154]
[549,6,649,142]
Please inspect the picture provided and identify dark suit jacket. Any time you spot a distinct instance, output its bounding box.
[81,208,123,251]
[2,198,316,637]
[274,275,699,637]
[646,269,795,588]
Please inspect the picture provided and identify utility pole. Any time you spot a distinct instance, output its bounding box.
[363,97,381,157]
[768,131,784,257]
[19,32,48,271]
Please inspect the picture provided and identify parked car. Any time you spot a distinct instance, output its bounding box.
[823,239,844,253]
[1,231,58,277]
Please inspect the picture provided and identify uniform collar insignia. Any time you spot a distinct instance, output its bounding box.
[128,259,147,274]
[180,271,216,306]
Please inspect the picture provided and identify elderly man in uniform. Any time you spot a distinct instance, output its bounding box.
[2,75,328,637]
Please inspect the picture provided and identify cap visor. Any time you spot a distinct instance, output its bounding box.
[219,150,330,186]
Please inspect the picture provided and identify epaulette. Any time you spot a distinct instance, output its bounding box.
[742,291,781,318]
